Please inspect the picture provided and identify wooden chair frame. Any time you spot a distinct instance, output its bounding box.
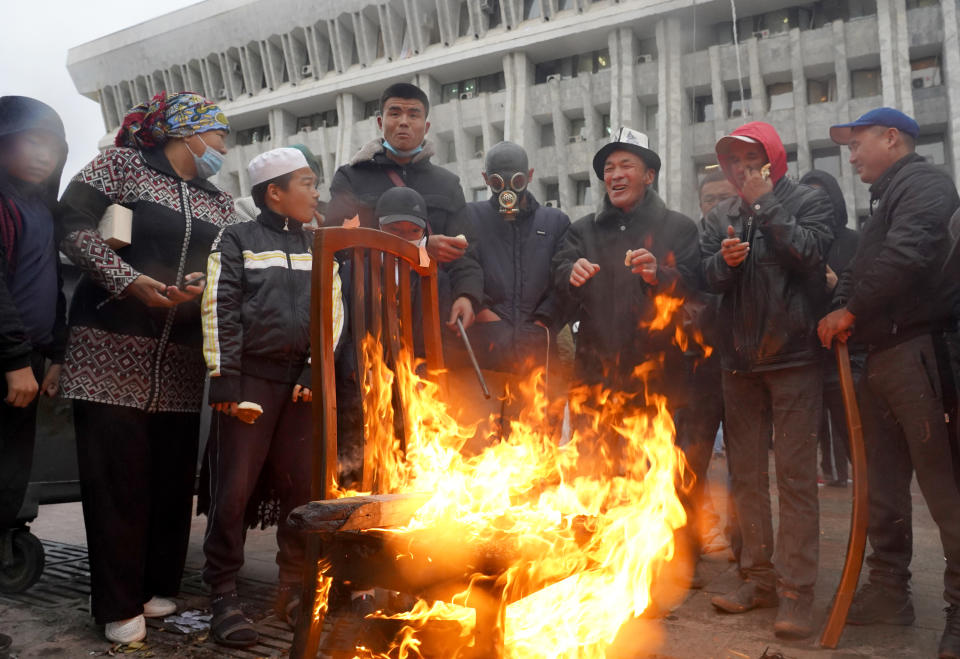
[292,227,445,658]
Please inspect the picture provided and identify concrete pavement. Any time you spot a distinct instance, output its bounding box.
[0,454,949,658]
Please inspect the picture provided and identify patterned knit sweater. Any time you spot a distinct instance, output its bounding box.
[56,146,237,412]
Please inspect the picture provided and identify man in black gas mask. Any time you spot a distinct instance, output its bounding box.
[459,141,570,390]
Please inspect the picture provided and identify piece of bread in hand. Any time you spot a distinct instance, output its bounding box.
[235,401,263,424]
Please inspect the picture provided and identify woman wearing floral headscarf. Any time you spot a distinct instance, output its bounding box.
[56,92,237,644]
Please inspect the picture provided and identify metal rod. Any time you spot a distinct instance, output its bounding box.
[456,317,491,399]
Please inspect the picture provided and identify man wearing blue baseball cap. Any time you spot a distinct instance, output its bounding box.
[819,107,960,659]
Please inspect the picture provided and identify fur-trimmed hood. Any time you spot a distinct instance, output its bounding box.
[349,138,437,167]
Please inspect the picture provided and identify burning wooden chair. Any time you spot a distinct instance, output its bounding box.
[290,227,513,658]
[289,227,683,658]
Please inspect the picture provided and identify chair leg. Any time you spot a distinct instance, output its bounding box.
[291,535,329,658]
[470,582,505,659]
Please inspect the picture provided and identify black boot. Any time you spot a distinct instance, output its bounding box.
[939,604,960,659]
[774,591,814,639]
[847,582,915,626]
[711,580,778,614]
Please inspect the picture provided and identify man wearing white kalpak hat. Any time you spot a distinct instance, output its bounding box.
[199,147,345,648]
[552,128,700,433]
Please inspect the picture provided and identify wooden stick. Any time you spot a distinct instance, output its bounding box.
[819,341,869,648]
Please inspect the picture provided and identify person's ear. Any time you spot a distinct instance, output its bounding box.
[267,182,282,204]
[424,120,430,136]
[377,115,383,132]
[643,167,656,186]
[481,172,489,186]
[528,168,534,184]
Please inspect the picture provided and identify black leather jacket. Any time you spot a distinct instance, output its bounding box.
[701,176,834,372]
[834,153,960,349]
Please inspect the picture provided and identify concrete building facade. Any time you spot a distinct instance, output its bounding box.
[67,0,960,223]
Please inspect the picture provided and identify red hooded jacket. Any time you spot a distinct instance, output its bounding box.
[717,121,789,191]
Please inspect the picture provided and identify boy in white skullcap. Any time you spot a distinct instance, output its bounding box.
[199,147,345,647]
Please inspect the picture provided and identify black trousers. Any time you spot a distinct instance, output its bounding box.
[819,383,850,482]
[723,362,821,596]
[859,333,960,605]
[73,400,198,624]
[202,374,312,593]
[0,352,44,528]
[675,357,725,554]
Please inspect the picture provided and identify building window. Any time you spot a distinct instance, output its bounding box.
[851,68,881,98]
[767,82,794,111]
[602,114,611,136]
[447,140,457,163]
[807,75,837,104]
[916,135,946,166]
[694,95,715,123]
[905,0,937,8]
[364,100,380,118]
[296,110,338,132]
[473,187,488,202]
[478,71,506,93]
[911,56,942,90]
[575,180,592,206]
[535,49,610,84]
[540,122,555,147]
[569,117,587,141]
[442,74,499,104]
[236,125,271,145]
[544,182,560,207]
[727,88,751,118]
[812,148,842,179]
[848,0,878,18]
[473,134,484,158]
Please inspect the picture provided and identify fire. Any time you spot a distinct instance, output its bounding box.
[322,292,698,657]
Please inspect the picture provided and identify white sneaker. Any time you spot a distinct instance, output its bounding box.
[143,596,178,618]
[105,615,146,644]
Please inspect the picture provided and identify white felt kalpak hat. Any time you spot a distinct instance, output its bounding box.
[247,147,310,186]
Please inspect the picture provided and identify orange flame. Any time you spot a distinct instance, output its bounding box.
[319,292,702,657]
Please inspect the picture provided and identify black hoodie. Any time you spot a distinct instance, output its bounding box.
[0,96,68,373]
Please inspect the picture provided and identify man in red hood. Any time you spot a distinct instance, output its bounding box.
[701,121,834,638]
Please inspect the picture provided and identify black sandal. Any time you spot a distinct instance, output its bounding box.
[211,592,259,648]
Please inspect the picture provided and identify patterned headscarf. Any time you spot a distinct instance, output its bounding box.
[114,91,229,149]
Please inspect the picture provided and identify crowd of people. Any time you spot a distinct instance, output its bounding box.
[1,80,959,658]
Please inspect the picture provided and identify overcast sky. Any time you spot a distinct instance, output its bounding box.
[1,0,201,191]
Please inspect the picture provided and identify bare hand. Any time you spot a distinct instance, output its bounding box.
[818,308,856,348]
[721,225,750,268]
[40,363,61,398]
[292,385,313,402]
[211,401,239,416]
[126,274,176,308]
[825,265,838,292]
[446,296,475,334]
[740,167,774,204]
[427,234,468,263]
[569,258,600,287]
[475,308,501,323]
[165,271,206,304]
[5,366,39,407]
[627,248,658,285]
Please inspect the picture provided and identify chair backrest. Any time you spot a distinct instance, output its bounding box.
[311,227,445,500]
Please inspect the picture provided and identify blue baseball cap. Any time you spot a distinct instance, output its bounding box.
[830,107,919,144]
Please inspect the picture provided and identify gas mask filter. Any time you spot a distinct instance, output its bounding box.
[488,171,528,219]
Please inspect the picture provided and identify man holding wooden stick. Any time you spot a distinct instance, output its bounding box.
[819,107,960,659]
